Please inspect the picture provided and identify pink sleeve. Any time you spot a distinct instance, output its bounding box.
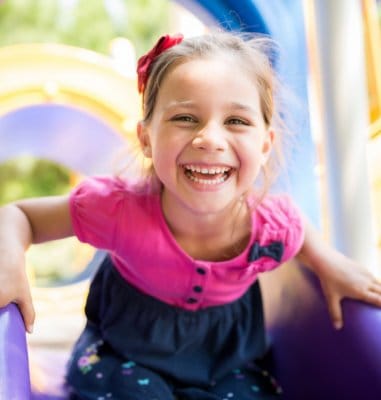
[69,176,127,250]
[256,195,305,263]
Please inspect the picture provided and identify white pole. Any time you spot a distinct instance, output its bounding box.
[312,0,378,271]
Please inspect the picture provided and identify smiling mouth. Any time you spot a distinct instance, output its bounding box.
[182,164,233,185]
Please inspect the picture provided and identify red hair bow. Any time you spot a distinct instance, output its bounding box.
[137,33,183,94]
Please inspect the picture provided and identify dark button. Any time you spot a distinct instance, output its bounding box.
[196,267,206,275]
[193,285,203,293]
[186,298,198,304]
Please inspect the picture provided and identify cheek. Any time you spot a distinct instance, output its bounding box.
[238,136,264,160]
[150,142,178,177]
[238,144,265,180]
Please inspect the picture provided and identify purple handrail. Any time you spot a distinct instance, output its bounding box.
[262,261,381,399]
[0,303,31,399]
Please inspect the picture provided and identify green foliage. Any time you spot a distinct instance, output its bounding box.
[0,0,170,55]
[0,157,71,205]
[0,156,87,286]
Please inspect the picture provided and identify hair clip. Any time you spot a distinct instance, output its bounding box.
[136,34,183,94]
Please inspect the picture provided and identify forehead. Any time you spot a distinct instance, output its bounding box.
[158,56,261,106]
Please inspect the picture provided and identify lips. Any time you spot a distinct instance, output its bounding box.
[182,164,233,185]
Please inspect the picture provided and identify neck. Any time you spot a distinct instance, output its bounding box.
[161,191,252,261]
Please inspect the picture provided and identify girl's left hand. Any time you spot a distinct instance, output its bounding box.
[298,216,381,329]
[315,252,381,329]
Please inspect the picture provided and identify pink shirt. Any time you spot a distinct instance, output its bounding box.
[69,176,304,311]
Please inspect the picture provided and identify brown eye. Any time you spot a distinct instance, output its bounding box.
[172,115,196,123]
[226,118,248,125]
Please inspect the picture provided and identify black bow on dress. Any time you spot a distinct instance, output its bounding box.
[248,241,284,263]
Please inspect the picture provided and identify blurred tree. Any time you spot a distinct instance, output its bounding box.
[0,0,170,55]
[0,157,71,205]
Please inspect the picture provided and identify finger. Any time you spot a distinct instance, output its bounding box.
[363,289,381,308]
[369,281,381,294]
[16,292,35,334]
[326,293,343,330]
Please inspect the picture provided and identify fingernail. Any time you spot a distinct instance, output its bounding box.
[27,324,34,334]
[334,321,342,330]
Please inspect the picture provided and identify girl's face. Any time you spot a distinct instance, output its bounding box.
[139,56,274,219]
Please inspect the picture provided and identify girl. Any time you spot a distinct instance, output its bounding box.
[1,32,381,400]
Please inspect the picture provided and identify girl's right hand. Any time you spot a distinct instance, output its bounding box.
[0,195,73,333]
[0,250,35,333]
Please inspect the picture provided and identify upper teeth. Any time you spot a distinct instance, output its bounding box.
[184,165,231,174]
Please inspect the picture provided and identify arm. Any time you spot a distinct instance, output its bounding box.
[0,195,73,332]
[296,217,381,329]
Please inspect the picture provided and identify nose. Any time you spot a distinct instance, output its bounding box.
[191,123,227,152]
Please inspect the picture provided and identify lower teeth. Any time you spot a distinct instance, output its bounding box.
[185,171,227,185]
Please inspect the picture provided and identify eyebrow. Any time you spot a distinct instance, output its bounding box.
[164,101,197,111]
[164,101,259,115]
[229,102,259,116]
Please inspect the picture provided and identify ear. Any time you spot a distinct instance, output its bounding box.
[261,127,275,165]
[137,121,152,158]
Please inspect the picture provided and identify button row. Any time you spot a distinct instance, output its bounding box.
[188,266,207,304]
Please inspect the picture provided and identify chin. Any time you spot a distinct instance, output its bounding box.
[185,198,238,217]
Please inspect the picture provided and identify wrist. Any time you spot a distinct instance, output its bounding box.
[0,204,32,250]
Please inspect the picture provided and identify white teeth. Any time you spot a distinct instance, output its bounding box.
[183,164,233,185]
[184,165,231,175]
[187,175,227,184]
[183,165,232,184]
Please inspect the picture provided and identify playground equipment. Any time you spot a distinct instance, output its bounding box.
[1,0,381,399]
[0,42,139,175]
